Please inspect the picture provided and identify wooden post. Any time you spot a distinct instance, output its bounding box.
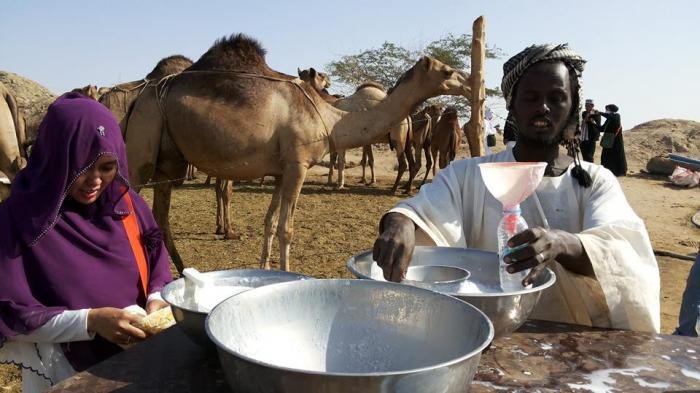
[465,16,486,157]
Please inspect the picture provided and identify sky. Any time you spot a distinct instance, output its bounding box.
[1,0,698,128]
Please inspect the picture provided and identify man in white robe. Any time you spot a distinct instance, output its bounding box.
[373,44,660,333]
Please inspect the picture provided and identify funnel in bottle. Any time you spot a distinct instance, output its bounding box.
[478,162,547,209]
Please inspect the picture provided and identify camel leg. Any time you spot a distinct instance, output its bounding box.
[152,181,185,273]
[204,175,212,185]
[327,151,337,186]
[414,144,423,176]
[404,146,417,195]
[431,146,439,177]
[336,150,346,190]
[359,145,368,184]
[215,179,223,235]
[367,145,375,185]
[260,176,283,270]
[420,144,432,187]
[390,151,407,195]
[221,180,237,239]
[215,179,237,239]
[277,165,308,271]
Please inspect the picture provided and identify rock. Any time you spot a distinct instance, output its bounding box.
[646,155,677,176]
[0,71,56,144]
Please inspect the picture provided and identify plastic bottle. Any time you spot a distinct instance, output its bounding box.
[497,205,530,292]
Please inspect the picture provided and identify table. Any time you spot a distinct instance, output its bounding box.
[47,320,700,392]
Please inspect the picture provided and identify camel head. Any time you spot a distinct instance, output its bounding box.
[72,85,100,100]
[297,67,331,91]
[390,57,471,100]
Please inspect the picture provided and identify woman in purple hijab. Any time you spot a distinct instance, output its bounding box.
[0,93,172,391]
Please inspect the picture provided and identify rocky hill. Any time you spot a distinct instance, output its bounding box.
[0,71,56,143]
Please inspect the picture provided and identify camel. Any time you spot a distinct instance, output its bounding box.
[410,104,443,187]
[335,82,415,193]
[0,81,26,182]
[99,55,193,135]
[71,85,100,100]
[298,75,416,194]
[124,33,474,273]
[430,106,461,175]
[99,55,238,244]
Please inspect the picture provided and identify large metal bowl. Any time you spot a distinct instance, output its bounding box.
[206,279,493,393]
[348,247,556,338]
[161,269,309,347]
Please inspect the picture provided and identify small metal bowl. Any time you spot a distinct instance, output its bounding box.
[206,279,493,393]
[161,269,309,347]
[349,247,556,338]
[403,265,471,292]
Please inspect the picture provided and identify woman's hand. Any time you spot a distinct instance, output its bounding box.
[503,227,593,285]
[372,213,416,282]
[87,307,147,346]
[146,299,168,314]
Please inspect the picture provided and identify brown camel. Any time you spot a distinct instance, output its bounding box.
[99,55,193,135]
[301,78,416,194]
[124,34,473,272]
[0,81,26,182]
[430,106,461,175]
[411,104,442,187]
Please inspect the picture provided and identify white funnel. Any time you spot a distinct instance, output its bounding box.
[478,162,547,209]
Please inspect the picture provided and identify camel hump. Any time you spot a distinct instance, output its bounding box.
[190,33,269,72]
[356,81,385,92]
[146,55,193,80]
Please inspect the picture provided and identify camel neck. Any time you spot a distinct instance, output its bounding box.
[328,82,421,151]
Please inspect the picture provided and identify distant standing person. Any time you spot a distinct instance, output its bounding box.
[580,99,601,162]
[600,104,627,176]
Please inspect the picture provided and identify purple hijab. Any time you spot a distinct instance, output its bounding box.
[0,93,172,371]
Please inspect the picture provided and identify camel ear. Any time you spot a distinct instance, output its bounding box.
[297,67,302,76]
[309,68,317,78]
[419,56,432,70]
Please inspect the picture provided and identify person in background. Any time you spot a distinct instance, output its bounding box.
[674,248,700,337]
[580,99,601,162]
[372,43,660,333]
[484,107,497,154]
[599,104,627,176]
[0,93,173,392]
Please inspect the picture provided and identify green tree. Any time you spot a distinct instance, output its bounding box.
[326,33,504,116]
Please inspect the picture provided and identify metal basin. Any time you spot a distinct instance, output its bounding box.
[348,247,556,338]
[161,269,309,347]
[206,279,493,393]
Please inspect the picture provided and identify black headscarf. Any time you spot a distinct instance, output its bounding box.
[501,44,592,187]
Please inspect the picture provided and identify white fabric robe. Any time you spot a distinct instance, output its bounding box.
[390,145,660,333]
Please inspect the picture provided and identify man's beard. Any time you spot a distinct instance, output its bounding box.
[516,130,562,147]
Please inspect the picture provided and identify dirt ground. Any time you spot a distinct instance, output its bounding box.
[1,137,698,391]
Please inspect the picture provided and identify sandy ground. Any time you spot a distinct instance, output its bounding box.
[1,141,698,391]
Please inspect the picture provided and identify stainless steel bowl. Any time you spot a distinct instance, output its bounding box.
[206,279,493,393]
[161,269,309,347]
[403,265,471,292]
[348,247,556,338]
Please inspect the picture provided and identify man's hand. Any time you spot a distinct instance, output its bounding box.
[503,227,592,285]
[372,213,416,282]
[87,307,147,346]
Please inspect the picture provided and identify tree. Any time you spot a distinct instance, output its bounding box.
[325,33,503,116]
